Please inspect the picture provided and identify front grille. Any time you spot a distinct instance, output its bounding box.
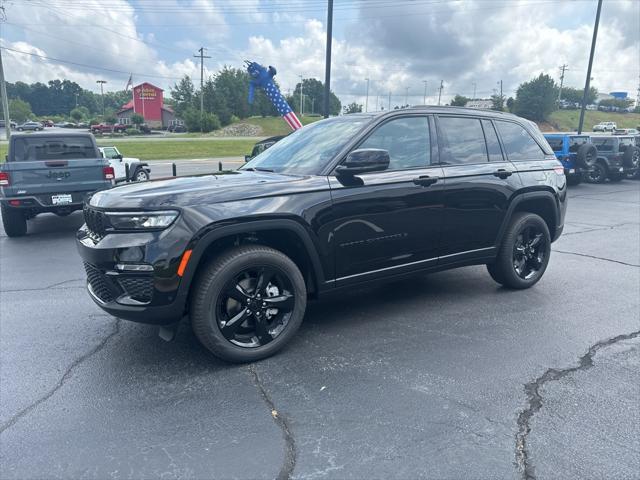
[118,277,154,303]
[84,262,117,303]
[83,206,108,241]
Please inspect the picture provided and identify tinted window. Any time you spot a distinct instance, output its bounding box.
[569,136,589,152]
[482,120,503,161]
[358,116,430,170]
[495,121,545,161]
[546,138,564,152]
[438,117,487,164]
[11,136,97,162]
[591,138,614,152]
[619,137,634,148]
[242,116,371,175]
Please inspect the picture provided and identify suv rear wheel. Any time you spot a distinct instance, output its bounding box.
[1,203,28,237]
[190,245,307,362]
[586,162,607,183]
[487,212,551,289]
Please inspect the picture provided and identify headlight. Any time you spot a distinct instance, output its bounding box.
[106,211,179,230]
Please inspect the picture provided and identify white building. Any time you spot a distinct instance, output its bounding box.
[464,99,493,109]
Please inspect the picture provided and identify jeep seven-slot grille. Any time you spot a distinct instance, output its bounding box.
[84,262,116,303]
[83,206,107,241]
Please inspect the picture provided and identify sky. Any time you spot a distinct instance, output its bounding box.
[1,0,639,109]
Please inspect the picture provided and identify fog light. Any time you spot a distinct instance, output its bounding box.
[115,264,153,272]
[118,247,144,262]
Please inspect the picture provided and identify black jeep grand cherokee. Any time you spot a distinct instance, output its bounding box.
[77,107,566,362]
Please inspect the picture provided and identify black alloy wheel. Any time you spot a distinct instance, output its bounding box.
[512,225,547,280]
[586,163,607,183]
[216,266,295,348]
[191,245,306,362]
[486,212,551,289]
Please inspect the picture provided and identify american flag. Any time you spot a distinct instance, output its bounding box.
[262,82,302,131]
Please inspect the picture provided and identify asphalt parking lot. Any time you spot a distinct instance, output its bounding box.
[1,179,638,479]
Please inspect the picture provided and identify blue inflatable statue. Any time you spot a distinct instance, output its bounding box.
[246,60,302,131]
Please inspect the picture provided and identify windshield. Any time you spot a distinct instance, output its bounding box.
[240,116,372,175]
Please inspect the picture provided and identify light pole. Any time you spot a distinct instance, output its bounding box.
[405,87,409,107]
[96,80,107,117]
[423,80,428,105]
[472,82,476,100]
[437,80,443,106]
[75,93,79,108]
[298,74,304,116]
[578,0,602,134]
[365,78,370,112]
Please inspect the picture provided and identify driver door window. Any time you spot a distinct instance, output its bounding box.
[358,116,431,170]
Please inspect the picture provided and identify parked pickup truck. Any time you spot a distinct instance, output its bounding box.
[91,123,128,134]
[99,146,150,183]
[0,132,114,237]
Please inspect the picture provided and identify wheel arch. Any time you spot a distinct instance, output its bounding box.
[179,219,327,305]
[497,191,560,245]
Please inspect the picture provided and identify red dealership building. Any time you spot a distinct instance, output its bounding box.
[117,82,181,129]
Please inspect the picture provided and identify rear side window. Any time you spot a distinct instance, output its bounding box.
[619,138,634,148]
[437,116,487,164]
[591,138,614,152]
[11,136,96,162]
[481,120,503,162]
[495,121,545,161]
[358,116,430,170]
[546,138,564,152]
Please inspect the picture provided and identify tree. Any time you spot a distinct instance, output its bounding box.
[450,95,471,107]
[597,98,633,110]
[104,115,117,125]
[560,86,597,105]
[9,99,33,123]
[490,93,505,111]
[343,102,363,114]
[182,107,220,133]
[70,108,84,123]
[131,113,144,128]
[506,97,515,112]
[170,76,196,117]
[291,78,341,116]
[513,74,558,121]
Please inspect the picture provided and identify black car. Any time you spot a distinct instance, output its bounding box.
[245,135,286,161]
[77,107,567,362]
[588,135,640,182]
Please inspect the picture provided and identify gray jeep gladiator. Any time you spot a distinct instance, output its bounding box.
[0,132,113,237]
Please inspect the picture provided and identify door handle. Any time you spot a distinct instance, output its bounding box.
[493,168,513,179]
[413,175,439,187]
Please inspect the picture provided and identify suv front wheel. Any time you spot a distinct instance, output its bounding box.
[190,245,307,362]
[487,212,551,289]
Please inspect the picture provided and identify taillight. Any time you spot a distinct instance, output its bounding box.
[0,172,9,186]
[554,166,565,175]
[103,166,115,180]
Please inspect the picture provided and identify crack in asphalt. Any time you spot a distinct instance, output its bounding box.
[1,278,86,293]
[248,364,296,480]
[552,249,640,267]
[569,188,639,198]
[0,318,120,435]
[514,330,640,480]
[560,222,637,237]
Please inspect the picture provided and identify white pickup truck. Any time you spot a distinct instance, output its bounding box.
[99,146,150,183]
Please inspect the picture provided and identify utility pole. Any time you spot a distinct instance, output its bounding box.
[323,0,333,118]
[472,82,477,100]
[194,47,210,129]
[298,75,304,115]
[578,0,602,134]
[364,78,369,112]
[423,80,428,104]
[74,92,79,108]
[405,87,409,107]
[96,80,107,117]
[557,64,568,105]
[437,80,444,106]
[0,2,9,139]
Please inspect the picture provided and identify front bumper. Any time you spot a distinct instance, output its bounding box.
[76,224,191,325]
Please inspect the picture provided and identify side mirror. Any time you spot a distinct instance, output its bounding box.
[115,154,123,161]
[244,155,251,162]
[336,149,390,176]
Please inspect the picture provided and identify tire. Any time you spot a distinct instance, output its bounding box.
[576,144,597,168]
[486,212,551,289]
[609,173,624,182]
[566,174,582,186]
[1,203,28,237]
[586,162,607,184]
[190,245,307,363]
[622,146,640,169]
[134,169,150,182]
[17,127,23,131]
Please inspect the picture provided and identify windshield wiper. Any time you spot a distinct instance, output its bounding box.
[244,166,274,172]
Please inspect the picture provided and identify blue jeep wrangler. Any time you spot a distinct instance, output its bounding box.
[544,133,597,186]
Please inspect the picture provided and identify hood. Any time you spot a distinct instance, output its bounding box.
[89,170,314,209]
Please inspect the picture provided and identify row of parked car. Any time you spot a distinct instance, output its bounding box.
[543,132,640,185]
